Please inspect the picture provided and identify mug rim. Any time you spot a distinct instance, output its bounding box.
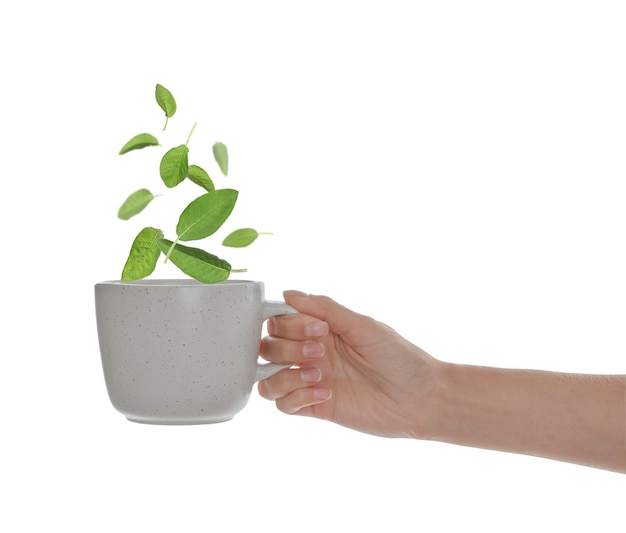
[96,279,257,287]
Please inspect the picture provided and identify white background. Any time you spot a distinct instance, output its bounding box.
[1,1,624,531]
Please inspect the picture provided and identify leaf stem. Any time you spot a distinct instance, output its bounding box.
[185,122,198,146]
[231,268,248,273]
[164,238,180,264]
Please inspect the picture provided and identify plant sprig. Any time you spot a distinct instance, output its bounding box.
[117,84,270,283]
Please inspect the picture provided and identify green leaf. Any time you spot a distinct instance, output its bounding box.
[119,133,159,155]
[155,84,176,130]
[222,228,260,248]
[121,227,164,282]
[160,145,189,188]
[212,142,229,176]
[117,189,157,220]
[187,164,215,192]
[156,239,231,284]
[176,189,238,241]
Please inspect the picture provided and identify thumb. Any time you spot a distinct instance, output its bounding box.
[283,290,371,338]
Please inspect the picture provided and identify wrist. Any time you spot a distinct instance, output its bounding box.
[398,358,455,441]
[409,360,459,442]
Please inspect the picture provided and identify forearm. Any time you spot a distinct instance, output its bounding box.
[426,363,626,473]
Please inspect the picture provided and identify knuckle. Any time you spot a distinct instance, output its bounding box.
[316,295,335,306]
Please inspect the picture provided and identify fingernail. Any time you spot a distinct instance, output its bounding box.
[305,321,329,337]
[302,341,324,359]
[300,367,322,383]
[313,388,332,401]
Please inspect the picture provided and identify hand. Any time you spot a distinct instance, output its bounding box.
[259,291,442,438]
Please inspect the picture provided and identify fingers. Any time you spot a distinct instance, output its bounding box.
[276,387,332,415]
[262,310,329,365]
[269,290,368,343]
[259,366,322,400]
[260,290,353,415]
[283,290,371,338]
[260,336,325,365]
[267,312,329,341]
[258,366,332,414]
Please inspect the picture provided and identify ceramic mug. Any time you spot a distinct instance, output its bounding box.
[95,279,296,424]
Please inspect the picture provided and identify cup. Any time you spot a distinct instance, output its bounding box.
[95,279,296,424]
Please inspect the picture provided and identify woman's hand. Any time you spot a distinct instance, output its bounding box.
[259,291,442,438]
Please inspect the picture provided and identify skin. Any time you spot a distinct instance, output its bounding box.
[259,291,626,473]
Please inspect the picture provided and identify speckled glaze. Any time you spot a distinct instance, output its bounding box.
[95,280,296,424]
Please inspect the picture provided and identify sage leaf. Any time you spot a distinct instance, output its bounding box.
[157,239,231,284]
[121,227,164,282]
[212,142,229,176]
[117,189,156,220]
[176,189,239,241]
[222,228,260,248]
[119,133,159,155]
[187,164,215,192]
[155,84,176,130]
[160,144,189,188]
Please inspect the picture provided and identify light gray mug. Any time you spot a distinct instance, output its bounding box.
[95,279,296,424]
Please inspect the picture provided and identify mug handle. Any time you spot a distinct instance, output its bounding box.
[255,301,298,381]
